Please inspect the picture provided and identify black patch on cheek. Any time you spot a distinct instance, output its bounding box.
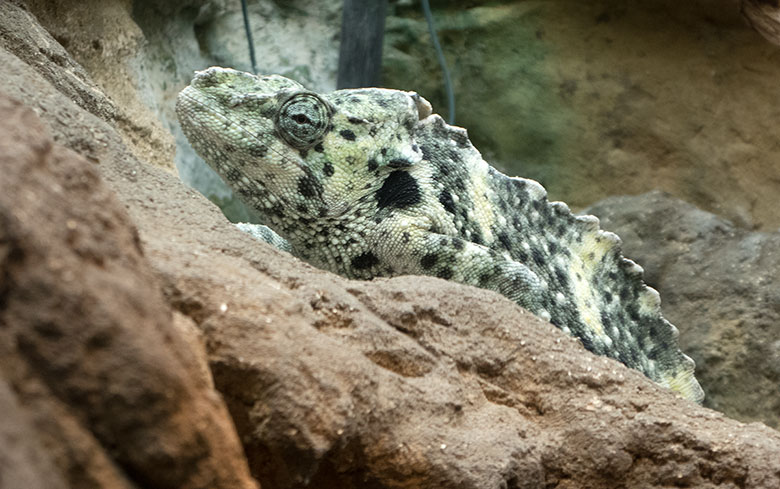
[299,148,308,158]
[296,203,309,214]
[438,190,456,214]
[452,238,465,251]
[348,117,364,124]
[367,159,378,171]
[249,144,268,158]
[376,171,422,209]
[420,253,438,270]
[323,162,334,177]
[419,144,432,160]
[351,251,380,270]
[314,142,325,153]
[340,129,356,141]
[298,174,323,198]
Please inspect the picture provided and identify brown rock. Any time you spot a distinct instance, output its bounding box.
[587,191,780,429]
[742,0,780,45]
[0,95,258,489]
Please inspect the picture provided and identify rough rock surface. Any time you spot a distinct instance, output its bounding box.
[0,95,258,489]
[3,2,780,488]
[587,191,780,429]
[384,0,780,231]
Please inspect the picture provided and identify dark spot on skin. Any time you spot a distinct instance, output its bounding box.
[532,249,546,268]
[323,161,334,177]
[579,334,595,353]
[452,238,465,251]
[381,148,387,155]
[420,253,438,270]
[249,145,268,158]
[548,242,558,254]
[270,203,285,217]
[296,203,308,214]
[439,237,448,247]
[298,174,322,198]
[478,273,493,286]
[450,130,469,148]
[419,145,432,160]
[627,304,640,321]
[340,129,356,141]
[439,190,456,214]
[497,232,512,251]
[348,117,364,124]
[352,251,380,270]
[436,267,453,280]
[402,232,410,243]
[376,171,422,209]
[619,286,631,302]
[224,144,236,153]
[555,268,569,288]
[388,159,411,168]
[314,142,325,153]
[518,250,529,263]
[603,291,613,303]
[367,159,378,171]
[226,168,241,182]
[299,148,308,158]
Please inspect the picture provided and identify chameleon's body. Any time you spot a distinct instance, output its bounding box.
[176,67,703,402]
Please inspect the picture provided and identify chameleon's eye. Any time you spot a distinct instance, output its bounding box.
[276,93,332,149]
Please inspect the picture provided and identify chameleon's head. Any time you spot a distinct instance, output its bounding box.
[176,67,433,234]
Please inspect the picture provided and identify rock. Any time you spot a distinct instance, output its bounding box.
[742,0,780,45]
[4,2,780,488]
[587,191,780,429]
[0,95,258,488]
[383,1,780,231]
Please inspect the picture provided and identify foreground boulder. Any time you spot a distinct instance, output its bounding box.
[0,95,258,489]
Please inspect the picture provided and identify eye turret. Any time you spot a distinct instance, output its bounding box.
[276,93,332,149]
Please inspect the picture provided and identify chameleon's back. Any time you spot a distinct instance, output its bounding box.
[414,115,703,402]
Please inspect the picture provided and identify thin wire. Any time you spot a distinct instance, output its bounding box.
[241,0,258,74]
[421,0,455,124]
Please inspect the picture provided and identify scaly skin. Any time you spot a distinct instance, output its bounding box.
[176,67,704,402]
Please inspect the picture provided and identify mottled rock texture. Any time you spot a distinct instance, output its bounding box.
[588,191,780,429]
[2,1,780,488]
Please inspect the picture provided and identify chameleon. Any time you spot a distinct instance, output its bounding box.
[176,67,704,403]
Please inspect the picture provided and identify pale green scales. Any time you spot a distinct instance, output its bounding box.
[176,67,704,403]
